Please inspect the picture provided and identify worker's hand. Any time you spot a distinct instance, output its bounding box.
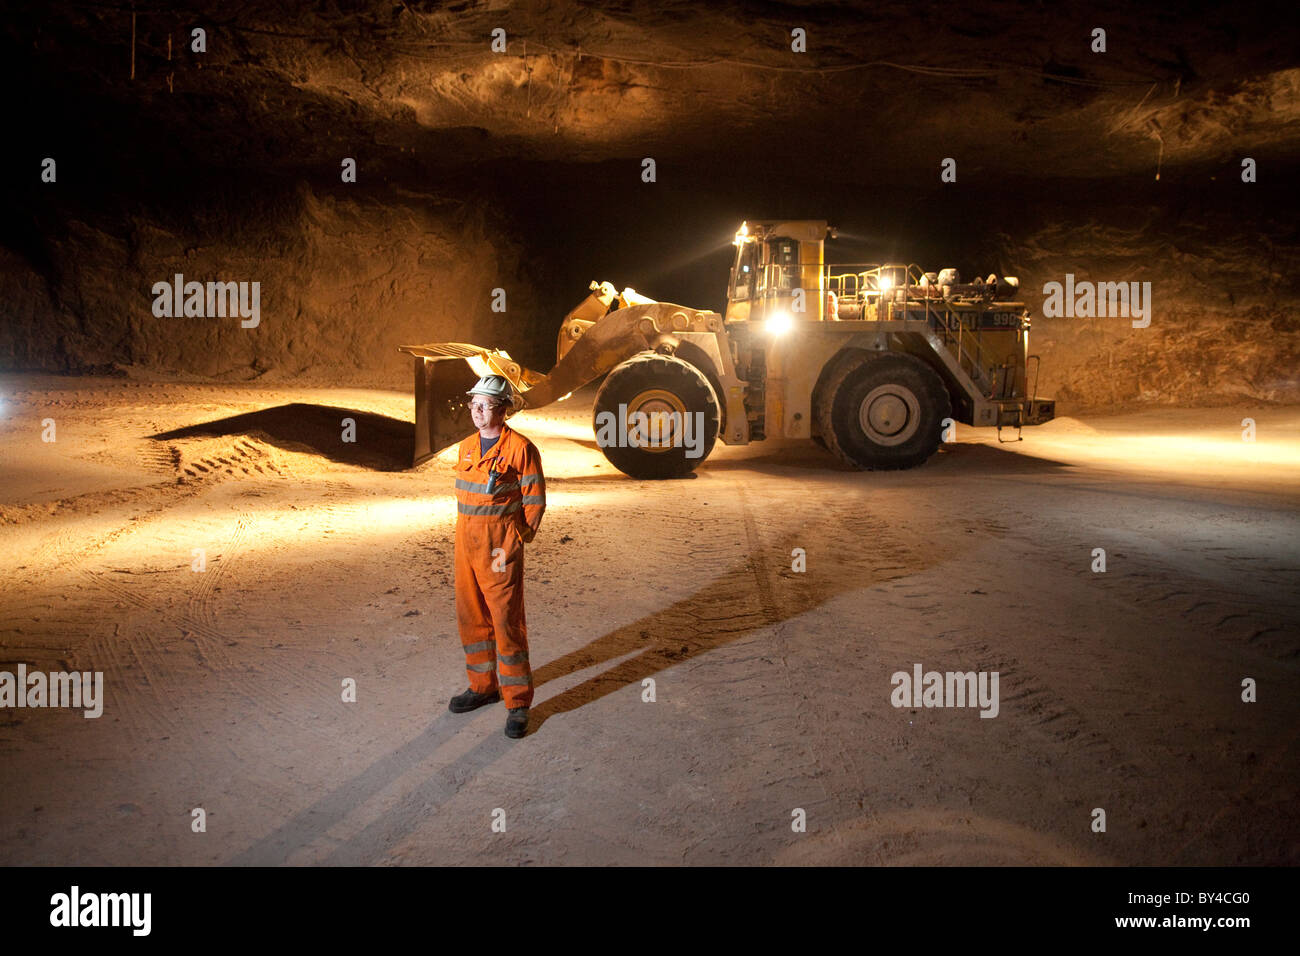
[522,526,536,544]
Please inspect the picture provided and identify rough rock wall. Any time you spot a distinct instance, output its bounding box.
[998,214,1300,411]
[0,184,543,387]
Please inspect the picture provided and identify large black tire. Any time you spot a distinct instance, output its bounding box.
[816,353,951,470]
[593,353,720,478]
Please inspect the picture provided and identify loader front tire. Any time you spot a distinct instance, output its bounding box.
[818,353,950,470]
[593,353,720,479]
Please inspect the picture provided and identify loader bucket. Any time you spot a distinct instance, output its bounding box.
[410,352,479,466]
[400,344,511,467]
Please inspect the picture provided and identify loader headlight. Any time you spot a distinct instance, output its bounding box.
[878,276,893,292]
[767,310,793,335]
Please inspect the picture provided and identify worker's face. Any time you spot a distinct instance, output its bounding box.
[469,397,507,431]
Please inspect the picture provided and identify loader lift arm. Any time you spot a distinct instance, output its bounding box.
[398,281,729,466]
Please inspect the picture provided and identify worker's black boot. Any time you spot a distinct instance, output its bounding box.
[504,707,529,738]
[448,687,500,714]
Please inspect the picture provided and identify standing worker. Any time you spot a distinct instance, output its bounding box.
[449,374,546,738]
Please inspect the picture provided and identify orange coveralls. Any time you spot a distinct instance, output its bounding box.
[453,422,546,709]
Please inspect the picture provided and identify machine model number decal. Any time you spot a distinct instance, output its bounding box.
[955,312,1020,328]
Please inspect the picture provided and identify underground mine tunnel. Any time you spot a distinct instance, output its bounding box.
[0,0,1297,889]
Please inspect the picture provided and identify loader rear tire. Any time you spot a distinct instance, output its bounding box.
[593,353,720,479]
[817,353,950,470]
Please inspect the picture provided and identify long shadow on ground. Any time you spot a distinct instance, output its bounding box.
[151,403,414,471]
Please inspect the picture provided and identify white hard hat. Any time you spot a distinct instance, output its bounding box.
[466,374,512,402]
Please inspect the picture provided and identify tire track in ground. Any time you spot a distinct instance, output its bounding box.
[48,507,335,750]
[1083,546,1300,662]
[53,529,209,743]
[26,524,187,739]
[176,438,292,482]
[943,634,1144,776]
[758,483,943,855]
[0,484,211,739]
[880,491,1152,784]
[140,441,182,477]
[920,491,1300,861]
[997,502,1300,662]
[648,477,933,859]
[732,479,848,859]
[186,514,249,636]
[757,486,1126,862]
[540,493,777,856]
[939,625,1294,863]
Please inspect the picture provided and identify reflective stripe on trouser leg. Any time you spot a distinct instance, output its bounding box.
[473,529,533,709]
[455,521,498,694]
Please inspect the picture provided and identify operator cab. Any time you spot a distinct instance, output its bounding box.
[725,220,832,323]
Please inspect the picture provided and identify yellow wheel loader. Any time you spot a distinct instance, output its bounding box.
[399,220,1055,478]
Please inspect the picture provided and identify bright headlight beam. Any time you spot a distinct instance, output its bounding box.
[767,310,793,334]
